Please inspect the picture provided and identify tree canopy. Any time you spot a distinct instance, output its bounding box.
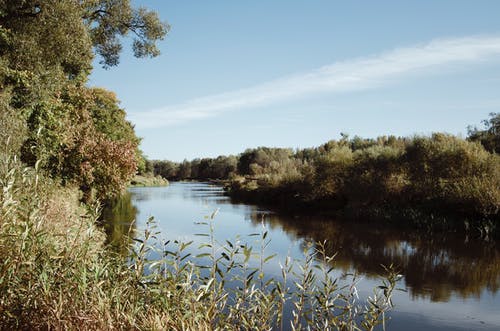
[468,112,500,154]
[0,0,168,200]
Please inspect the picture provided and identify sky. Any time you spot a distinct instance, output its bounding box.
[89,0,500,162]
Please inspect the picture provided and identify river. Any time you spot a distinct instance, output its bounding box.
[102,182,500,330]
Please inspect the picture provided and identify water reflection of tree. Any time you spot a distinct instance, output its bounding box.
[248,211,500,302]
[100,191,138,255]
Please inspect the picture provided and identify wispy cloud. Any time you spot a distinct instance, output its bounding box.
[130,35,500,129]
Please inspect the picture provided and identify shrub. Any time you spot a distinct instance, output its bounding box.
[405,134,500,216]
[311,146,353,201]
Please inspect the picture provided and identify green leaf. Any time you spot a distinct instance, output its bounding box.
[264,253,277,264]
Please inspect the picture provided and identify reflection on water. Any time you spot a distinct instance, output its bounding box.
[247,212,500,302]
[103,182,500,330]
[100,191,137,254]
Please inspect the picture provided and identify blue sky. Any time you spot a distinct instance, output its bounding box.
[89,0,500,161]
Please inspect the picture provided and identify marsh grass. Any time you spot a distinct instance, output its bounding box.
[0,148,399,330]
[128,214,400,331]
[129,174,169,187]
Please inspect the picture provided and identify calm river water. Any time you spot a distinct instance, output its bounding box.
[102,182,500,330]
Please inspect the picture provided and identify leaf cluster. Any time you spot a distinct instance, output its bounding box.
[0,0,168,201]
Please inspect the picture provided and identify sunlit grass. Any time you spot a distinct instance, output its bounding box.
[0,151,399,330]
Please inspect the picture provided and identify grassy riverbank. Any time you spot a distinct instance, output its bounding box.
[129,174,169,187]
[0,154,397,329]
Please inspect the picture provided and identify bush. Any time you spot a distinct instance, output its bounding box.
[405,134,500,216]
[224,133,499,235]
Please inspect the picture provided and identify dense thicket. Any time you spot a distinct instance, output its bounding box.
[0,0,168,200]
[153,119,499,234]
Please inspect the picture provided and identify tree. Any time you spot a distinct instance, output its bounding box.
[20,85,140,200]
[0,0,169,200]
[0,0,168,111]
[81,0,169,68]
[0,0,169,69]
[468,113,500,154]
[178,160,192,179]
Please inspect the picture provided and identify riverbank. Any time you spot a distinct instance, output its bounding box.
[227,180,499,238]
[0,155,396,329]
[106,182,500,330]
[129,174,169,187]
[149,131,500,238]
[155,133,500,238]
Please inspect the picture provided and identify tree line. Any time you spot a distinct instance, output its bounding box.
[149,114,499,234]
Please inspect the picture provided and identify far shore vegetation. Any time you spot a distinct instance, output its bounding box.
[129,173,169,187]
[148,113,500,238]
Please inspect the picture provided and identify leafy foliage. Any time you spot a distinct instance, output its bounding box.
[0,0,168,200]
[19,85,140,200]
[468,112,500,154]
[82,0,170,68]
[150,155,239,180]
[154,128,499,236]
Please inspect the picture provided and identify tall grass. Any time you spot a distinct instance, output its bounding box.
[0,146,398,330]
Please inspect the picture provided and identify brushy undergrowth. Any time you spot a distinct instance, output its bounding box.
[228,134,500,237]
[0,148,399,330]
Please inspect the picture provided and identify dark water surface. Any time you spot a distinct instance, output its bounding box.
[103,182,500,330]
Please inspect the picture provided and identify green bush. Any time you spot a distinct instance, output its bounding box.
[405,134,499,216]
[224,132,499,235]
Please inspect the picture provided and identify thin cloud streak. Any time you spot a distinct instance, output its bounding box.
[130,35,500,129]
